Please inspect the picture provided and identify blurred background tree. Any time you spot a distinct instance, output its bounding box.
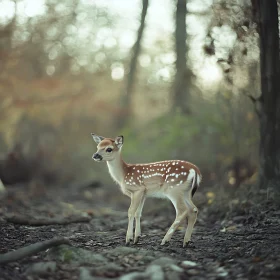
[0,0,278,198]
[252,0,280,192]
[172,0,190,114]
[117,0,149,129]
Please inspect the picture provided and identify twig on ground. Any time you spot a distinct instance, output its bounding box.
[0,237,70,264]
[5,215,92,226]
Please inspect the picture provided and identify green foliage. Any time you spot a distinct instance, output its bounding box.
[120,100,258,172]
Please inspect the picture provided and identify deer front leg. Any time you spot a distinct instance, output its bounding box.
[134,196,146,244]
[126,190,145,245]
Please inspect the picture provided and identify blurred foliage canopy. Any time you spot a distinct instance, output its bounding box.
[0,0,262,187]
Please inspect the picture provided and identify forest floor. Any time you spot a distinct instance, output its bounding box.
[0,181,280,280]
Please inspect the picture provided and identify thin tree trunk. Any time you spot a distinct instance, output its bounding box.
[117,0,149,129]
[0,1,17,73]
[173,0,189,114]
[253,0,280,191]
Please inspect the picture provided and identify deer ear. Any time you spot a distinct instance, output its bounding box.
[115,135,124,148]
[91,134,104,144]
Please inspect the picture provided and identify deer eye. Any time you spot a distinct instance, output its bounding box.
[106,148,113,153]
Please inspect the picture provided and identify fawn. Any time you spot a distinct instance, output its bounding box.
[92,134,202,247]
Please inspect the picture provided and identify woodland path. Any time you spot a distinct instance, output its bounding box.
[0,183,279,280]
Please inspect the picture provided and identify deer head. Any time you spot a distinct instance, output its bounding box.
[91,134,124,162]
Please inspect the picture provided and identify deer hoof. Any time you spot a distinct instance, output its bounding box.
[134,236,140,244]
[160,240,170,246]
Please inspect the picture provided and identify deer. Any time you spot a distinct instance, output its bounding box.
[91,134,202,247]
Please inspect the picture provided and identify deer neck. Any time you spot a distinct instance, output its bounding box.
[106,152,126,185]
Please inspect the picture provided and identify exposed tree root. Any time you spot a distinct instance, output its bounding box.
[5,215,91,226]
[0,237,70,264]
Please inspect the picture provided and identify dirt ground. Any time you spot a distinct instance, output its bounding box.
[0,182,280,280]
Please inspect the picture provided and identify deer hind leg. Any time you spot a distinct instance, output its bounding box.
[183,192,198,247]
[161,194,188,245]
[126,190,145,245]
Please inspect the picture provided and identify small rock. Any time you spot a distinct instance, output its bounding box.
[79,267,94,280]
[187,269,200,275]
[233,216,246,223]
[181,260,198,268]
[25,261,57,275]
[216,266,228,277]
[165,270,182,280]
[119,264,164,280]
[169,264,184,273]
[146,264,164,280]
[151,257,176,267]
[119,271,145,280]
[134,254,144,261]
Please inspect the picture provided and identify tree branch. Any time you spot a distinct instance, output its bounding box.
[0,237,70,264]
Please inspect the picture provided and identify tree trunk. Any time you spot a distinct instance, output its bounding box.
[172,0,189,114]
[117,0,149,129]
[254,0,280,191]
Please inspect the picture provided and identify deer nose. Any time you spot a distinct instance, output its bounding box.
[93,153,102,160]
